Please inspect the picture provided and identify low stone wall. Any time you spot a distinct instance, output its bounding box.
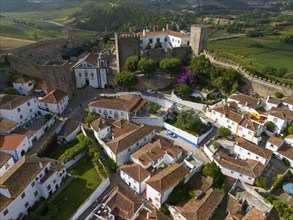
[131,116,165,127]
[63,152,85,170]
[203,51,292,97]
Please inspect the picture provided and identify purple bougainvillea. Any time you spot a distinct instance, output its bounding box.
[177,67,196,86]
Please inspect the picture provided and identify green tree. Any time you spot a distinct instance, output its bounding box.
[159,58,182,75]
[189,55,212,87]
[145,43,152,50]
[287,126,293,134]
[274,91,284,99]
[154,38,162,49]
[217,127,231,138]
[202,162,226,189]
[175,84,191,96]
[114,72,138,90]
[125,55,140,72]
[255,176,267,188]
[267,121,275,132]
[138,58,157,76]
[145,102,161,114]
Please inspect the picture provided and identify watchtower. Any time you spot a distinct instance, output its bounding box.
[189,24,209,56]
[115,32,140,72]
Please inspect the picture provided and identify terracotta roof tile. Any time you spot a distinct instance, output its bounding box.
[73,53,99,68]
[146,208,171,220]
[107,125,154,154]
[267,136,284,147]
[282,96,293,105]
[59,120,80,137]
[235,137,273,159]
[13,77,34,84]
[0,151,13,168]
[213,148,265,178]
[35,80,48,90]
[89,95,147,113]
[242,208,266,220]
[239,117,263,132]
[277,143,293,161]
[171,188,224,220]
[120,163,150,183]
[266,96,281,105]
[103,185,143,219]
[269,106,293,121]
[0,94,35,110]
[139,30,189,39]
[40,89,68,104]
[0,134,26,151]
[0,118,18,133]
[146,163,189,193]
[0,156,51,211]
[91,118,114,131]
[229,93,260,109]
[131,138,182,166]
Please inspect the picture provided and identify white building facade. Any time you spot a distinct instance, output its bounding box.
[38,89,69,114]
[73,53,108,89]
[12,78,35,96]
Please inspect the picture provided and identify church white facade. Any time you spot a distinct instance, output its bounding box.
[73,53,108,89]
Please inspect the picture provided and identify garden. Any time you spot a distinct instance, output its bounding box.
[165,110,211,136]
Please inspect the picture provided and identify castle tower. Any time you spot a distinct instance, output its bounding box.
[189,24,209,56]
[115,33,140,73]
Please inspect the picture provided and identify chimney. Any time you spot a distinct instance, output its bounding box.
[245,124,248,128]
[227,103,230,107]
[143,29,146,37]
[39,162,43,169]
[245,101,248,106]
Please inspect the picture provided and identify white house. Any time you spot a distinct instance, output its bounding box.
[91,118,155,166]
[146,162,196,209]
[234,137,272,165]
[139,30,189,49]
[268,106,293,134]
[0,151,15,177]
[264,96,281,111]
[227,93,263,113]
[209,102,266,144]
[130,138,182,170]
[0,155,66,220]
[0,118,18,134]
[12,77,35,96]
[0,94,39,125]
[204,145,265,185]
[38,89,69,114]
[265,135,293,167]
[0,134,32,160]
[120,163,151,194]
[58,120,81,143]
[94,185,145,220]
[88,94,147,121]
[282,97,293,111]
[73,52,108,89]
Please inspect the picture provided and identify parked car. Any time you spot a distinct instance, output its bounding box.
[147,89,156,94]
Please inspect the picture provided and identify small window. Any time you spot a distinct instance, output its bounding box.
[34,191,38,197]
[256,156,259,159]
[17,108,21,112]
[273,118,278,123]
[213,111,216,115]
[128,148,131,152]
[144,137,146,141]
[226,120,230,123]
[25,202,29,208]
[248,177,251,180]
[91,73,94,77]
[239,127,243,131]
[164,37,167,42]
[47,185,51,190]
[121,112,124,116]
[109,110,112,114]
[79,73,81,77]
[98,109,101,113]
[248,152,251,155]
[3,209,8,216]
[248,131,252,135]
[149,38,153,43]
[231,171,234,174]
[231,122,235,125]
[136,143,139,146]
[31,181,35,187]
[239,174,243,177]
[21,192,26,199]
[27,102,31,106]
[29,109,32,113]
[20,115,23,119]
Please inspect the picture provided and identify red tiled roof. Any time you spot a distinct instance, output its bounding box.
[120,163,150,183]
[40,89,68,104]
[0,134,26,151]
[267,136,284,147]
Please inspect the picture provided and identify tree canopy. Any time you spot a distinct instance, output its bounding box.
[114,72,138,90]
[138,58,157,76]
[125,55,140,72]
[175,83,191,96]
[202,162,226,189]
[159,58,183,75]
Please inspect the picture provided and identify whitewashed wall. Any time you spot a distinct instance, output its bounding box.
[130,116,164,127]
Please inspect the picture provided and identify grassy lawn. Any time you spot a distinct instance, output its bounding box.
[53,159,102,220]
[49,139,79,160]
[208,37,293,72]
[0,36,36,50]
